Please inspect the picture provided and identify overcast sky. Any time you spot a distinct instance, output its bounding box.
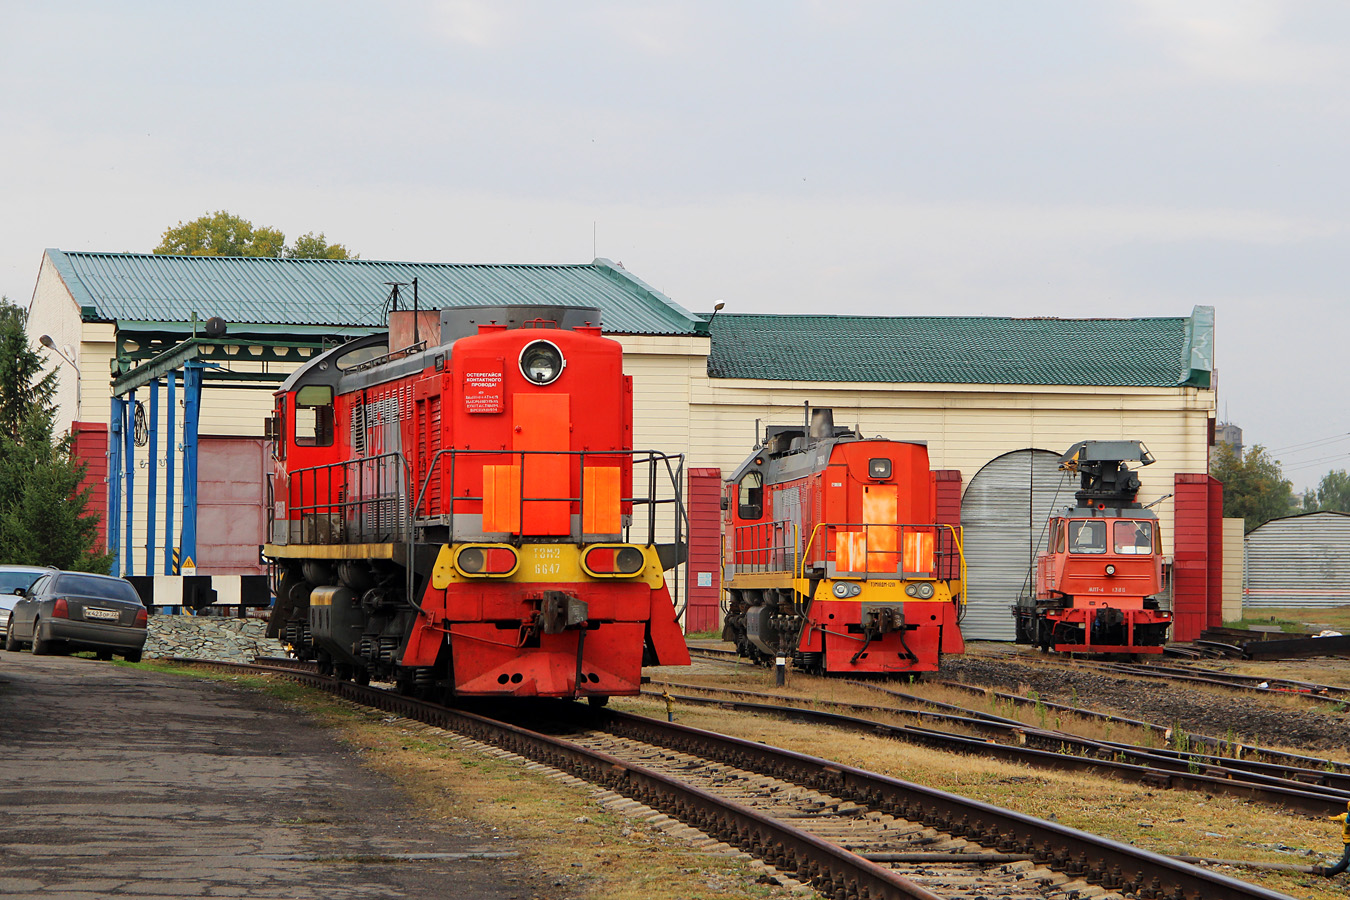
[3,1,1348,489]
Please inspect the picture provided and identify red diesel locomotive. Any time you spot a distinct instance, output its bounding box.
[1013,441,1172,655]
[263,304,690,701]
[721,409,966,675]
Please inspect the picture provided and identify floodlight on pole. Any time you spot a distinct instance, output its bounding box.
[38,334,80,410]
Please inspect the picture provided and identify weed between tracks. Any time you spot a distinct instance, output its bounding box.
[641,661,1347,900]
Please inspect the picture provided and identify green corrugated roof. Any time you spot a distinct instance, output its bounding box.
[45,250,702,336]
[706,309,1213,388]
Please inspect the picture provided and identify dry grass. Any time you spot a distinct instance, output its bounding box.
[1233,605,1350,634]
[651,663,1164,749]
[610,692,1348,900]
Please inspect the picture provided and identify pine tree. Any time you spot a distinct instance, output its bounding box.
[0,298,110,571]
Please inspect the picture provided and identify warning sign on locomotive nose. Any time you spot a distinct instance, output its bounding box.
[463,359,505,413]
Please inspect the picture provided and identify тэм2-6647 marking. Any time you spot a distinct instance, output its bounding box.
[263,304,690,703]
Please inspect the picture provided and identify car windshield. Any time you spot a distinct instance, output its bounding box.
[53,574,141,603]
[0,571,44,593]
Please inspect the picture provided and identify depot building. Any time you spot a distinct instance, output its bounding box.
[26,249,1223,639]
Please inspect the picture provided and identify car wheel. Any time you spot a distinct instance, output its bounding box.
[96,649,113,661]
[123,649,142,663]
[31,619,52,655]
[4,618,19,652]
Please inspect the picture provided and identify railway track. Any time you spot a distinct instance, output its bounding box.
[641,680,1350,815]
[687,645,1350,775]
[176,657,1295,900]
[960,648,1350,708]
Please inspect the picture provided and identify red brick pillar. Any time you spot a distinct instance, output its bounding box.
[69,422,109,552]
[932,469,962,581]
[1172,474,1223,641]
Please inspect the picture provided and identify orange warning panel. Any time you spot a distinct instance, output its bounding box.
[583,466,621,534]
[482,464,521,533]
[903,531,935,575]
[835,530,867,573]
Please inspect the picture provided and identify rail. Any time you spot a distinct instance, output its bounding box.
[282,451,415,544]
[177,659,1297,900]
[408,447,687,550]
[728,521,799,574]
[797,522,966,586]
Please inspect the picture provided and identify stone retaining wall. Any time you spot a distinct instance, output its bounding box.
[145,615,288,663]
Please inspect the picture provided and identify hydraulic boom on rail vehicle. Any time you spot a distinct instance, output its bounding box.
[262,303,690,703]
[1013,440,1173,655]
[720,409,966,676]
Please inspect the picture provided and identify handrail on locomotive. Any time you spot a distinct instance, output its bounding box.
[731,520,966,590]
[276,447,687,550]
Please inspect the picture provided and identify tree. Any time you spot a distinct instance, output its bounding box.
[286,231,355,260]
[1210,442,1297,532]
[1310,469,1350,514]
[154,211,355,259]
[0,297,110,572]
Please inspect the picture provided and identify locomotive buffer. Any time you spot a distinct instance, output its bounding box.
[1013,440,1173,655]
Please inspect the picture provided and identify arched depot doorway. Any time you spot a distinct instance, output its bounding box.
[959,449,1076,640]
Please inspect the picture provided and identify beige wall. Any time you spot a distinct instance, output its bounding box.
[685,378,1213,556]
[26,262,1216,578]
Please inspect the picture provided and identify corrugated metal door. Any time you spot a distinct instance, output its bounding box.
[197,437,267,575]
[1244,512,1350,608]
[960,450,1073,640]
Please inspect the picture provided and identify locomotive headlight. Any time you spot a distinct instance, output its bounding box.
[582,544,647,577]
[454,544,519,577]
[868,458,892,479]
[905,582,935,599]
[1104,564,1116,576]
[519,340,565,385]
[831,582,862,598]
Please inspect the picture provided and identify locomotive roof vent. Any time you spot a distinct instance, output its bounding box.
[440,305,603,343]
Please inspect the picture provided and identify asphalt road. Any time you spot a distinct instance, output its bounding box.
[0,652,546,899]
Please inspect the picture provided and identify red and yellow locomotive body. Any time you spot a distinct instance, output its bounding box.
[721,410,965,675]
[265,304,689,701]
[1014,441,1172,655]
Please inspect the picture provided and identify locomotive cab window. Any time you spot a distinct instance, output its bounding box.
[1113,520,1153,555]
[294,385,334,447]
[1068,520,1106,554]
[737,471,764,520]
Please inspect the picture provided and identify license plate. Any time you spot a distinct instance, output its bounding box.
[84,608,120,621]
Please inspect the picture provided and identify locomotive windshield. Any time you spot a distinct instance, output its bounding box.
[1113,520,1154,555]
[294,385,335,447]
[737,471,763,520]
[1068,520,1106,554]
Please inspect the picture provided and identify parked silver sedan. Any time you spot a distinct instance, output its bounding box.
[0,566,57,639]
[5,571,148,662]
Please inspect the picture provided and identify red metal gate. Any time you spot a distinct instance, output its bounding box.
[685,467,723,634]
[197,437,268,575]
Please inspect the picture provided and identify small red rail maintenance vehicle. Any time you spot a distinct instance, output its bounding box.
[1013,440,1172,655]
[263,303,690,702]
[720,409,966,676]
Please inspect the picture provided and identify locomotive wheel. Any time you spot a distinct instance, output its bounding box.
[587,695,610,708]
